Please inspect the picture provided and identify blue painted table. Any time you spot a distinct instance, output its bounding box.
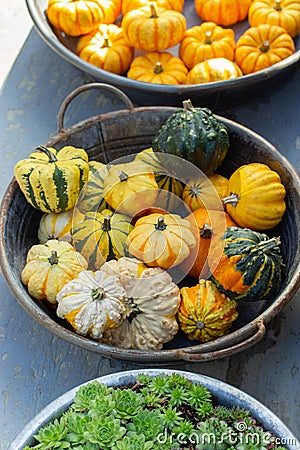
[0,28,299,450]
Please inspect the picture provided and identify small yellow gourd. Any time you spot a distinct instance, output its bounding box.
[21,239,88,304]
[178,280,238,342]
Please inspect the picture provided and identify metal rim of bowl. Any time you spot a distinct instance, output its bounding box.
[25,0,300,100]
[0,97,300,364]
[7,368,300,449]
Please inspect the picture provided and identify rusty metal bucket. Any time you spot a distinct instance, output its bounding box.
[1,83,299,363]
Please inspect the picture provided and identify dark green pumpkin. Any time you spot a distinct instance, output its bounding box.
[152,100,230,175]
[209,226,283,302]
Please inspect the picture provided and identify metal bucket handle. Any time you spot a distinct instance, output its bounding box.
[177,320,266,362]
[57,83,134,132]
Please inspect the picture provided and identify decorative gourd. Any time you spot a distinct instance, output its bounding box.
[21,239,88,304]
[248,0,300,38]
[182,173,229,212]
[38,209,75,244]
[194,0,252,26]
[56,269,126,340]
[222,163,286,230]
[46,0,115,37]
[77,24,134,75]
[72,209,133,269]
[101,257,181,350]
[187,58,243,84]
[152,100,230,175]
[235,24,295,74]
[76,160,110,214]
[179,22,236,70]
[121,4,186,52]
[180,208,236,279]
[178,280,238,342]
[126,212,197,269]
[14,145,89,214]
[109,0,122,19]
[122,0,184,15]
[135,148,185,211]
[103,160,158,217]
[127,51,188,84]
[209,226,283,301]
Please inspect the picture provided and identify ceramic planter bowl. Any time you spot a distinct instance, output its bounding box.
[0,83,300,364]
[8,368,299,449]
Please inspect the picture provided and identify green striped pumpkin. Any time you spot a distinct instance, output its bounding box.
[72,208,133,270]
[135,148,184,211]
[14,145,89,213]
[209,226,283,302]
[76,160,111,213]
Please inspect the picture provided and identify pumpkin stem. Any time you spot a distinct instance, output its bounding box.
[102,215,112,231]
[91,286,105,301]
[222,193,240,207]
[182,99,195,111]
[103,33,111,48]
[260,40,270,53]
[200,223,212,239]
[125,298,142,323]
[48,250,59,265]
[36,145,57,162]
[274,0,282,11]
[154,62,164,74]
[118,170,129,182]
[257,236,281,253]
[155,216,167,231]
[149,3,158,18]
[204,30,213,45]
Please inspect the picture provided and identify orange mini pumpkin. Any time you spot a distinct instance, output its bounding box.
[179,22,236,70]
[187,58,243,84]
[194,0,252,27]
[180,208,236,279]
[122,0,184,15]
[127,213,197,269]
[248,0,300,38]
[121,4,186,52]
[182,173,229,212]
[46,0,115,36]
[127,52,188,84]
[235,24,295,74]
[77,24,134,74]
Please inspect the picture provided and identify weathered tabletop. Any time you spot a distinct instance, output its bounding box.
[0,28,299,450]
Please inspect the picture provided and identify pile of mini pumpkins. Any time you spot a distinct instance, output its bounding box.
[14,102,287,350]
[45,0,299,84]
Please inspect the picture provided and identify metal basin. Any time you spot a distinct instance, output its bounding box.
[0,83,299,364]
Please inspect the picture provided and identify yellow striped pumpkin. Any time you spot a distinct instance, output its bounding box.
[77,160,110,214]
[72,209,133,269]
[21,239,88,304]
[14,145,89,214]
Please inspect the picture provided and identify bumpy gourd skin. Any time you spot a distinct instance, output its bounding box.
[14,146,89,214]
[152,102,229,175]
[100,257,181,350]
[209,226,283,302]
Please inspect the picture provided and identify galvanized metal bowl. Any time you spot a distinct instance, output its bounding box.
[25,0,300,108]
[7,368,300,449]
[0,83,299,364]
